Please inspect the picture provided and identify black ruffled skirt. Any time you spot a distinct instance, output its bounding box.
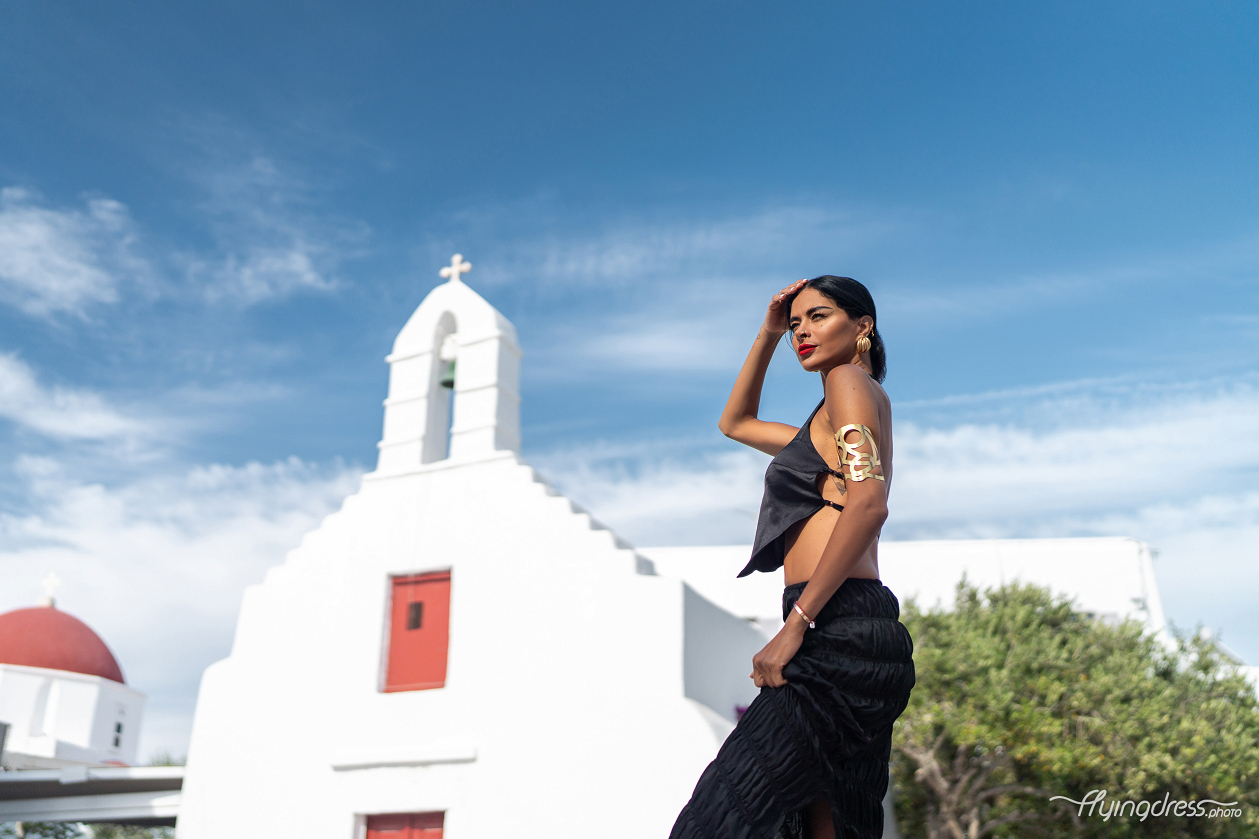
[669,578,915,839]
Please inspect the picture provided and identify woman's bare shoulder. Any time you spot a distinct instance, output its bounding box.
[824,364,882,406]
[869,377,891,412]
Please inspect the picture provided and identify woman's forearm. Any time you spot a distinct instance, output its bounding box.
[718,328,783,436]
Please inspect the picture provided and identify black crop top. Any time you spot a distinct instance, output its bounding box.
[738,399,844,578]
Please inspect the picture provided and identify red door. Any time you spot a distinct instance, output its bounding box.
[366,812,443,838]
[384,571,451,692]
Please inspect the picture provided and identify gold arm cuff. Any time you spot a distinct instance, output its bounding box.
[835,423,885,483]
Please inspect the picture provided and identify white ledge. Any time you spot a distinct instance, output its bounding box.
[381,383,521,408]
[331,747,477,771]
[366,450,521,479]
[0,765,186,785]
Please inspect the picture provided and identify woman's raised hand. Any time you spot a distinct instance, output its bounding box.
[763,279,808,336]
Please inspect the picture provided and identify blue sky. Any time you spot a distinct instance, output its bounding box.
[1,1,1257,759]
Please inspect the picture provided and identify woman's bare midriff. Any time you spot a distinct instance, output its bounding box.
[782,388,892,587]
[783,509,880,585]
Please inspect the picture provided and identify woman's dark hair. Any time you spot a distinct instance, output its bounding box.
[785,275,887,383]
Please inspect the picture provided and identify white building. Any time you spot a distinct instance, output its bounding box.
[176,258,768,839]
[0,593,144,770]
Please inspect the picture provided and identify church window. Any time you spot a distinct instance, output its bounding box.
[384,571,451,692]
[365,812,444,838]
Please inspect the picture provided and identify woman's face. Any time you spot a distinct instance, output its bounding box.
[788,287,868,372]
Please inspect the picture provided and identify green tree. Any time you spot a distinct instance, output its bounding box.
[891,581,1259,838]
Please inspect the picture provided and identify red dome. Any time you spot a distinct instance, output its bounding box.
[0,606,125,683]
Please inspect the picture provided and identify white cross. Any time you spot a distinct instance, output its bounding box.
[439,253,472,284]
[41,570,61,606]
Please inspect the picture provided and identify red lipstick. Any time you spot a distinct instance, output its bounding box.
[798,343,816,357]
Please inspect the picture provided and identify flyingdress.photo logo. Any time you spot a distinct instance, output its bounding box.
[1050,790,1242,821]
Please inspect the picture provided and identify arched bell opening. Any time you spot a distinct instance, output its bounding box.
[422,312,458,464]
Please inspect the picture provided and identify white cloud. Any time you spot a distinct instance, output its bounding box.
[0,455,364,761]
[200,241,334,303]
[0,353,150,441]
[0,159,357,315]
[529,312,793,376]
[469,202,901,290]
[534,207,878,285]
[187,156,362,304]
[0,187,149,318]
[883,226,1259,324]
[890,410,1258,534]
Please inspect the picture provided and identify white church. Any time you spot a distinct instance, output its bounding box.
[175,255,773,838]
[1,256,1236,837]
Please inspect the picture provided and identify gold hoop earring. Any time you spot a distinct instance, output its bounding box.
[856,335,871,355]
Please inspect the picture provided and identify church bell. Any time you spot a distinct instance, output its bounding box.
[439,359,456,389]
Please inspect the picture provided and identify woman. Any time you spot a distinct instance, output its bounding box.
[670,276,915,839]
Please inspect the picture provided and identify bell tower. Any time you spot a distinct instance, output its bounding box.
[373,255,522,475]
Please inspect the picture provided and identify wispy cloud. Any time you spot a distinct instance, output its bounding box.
[529,312,792,377]
[0,353,151,442]
[882,225,1259,323]
[0,187,150,318]
[197,242,332,304]
[889,382,1259,534]
[185,155,365,304]
[465,201,903,290]
[534,206,892,287]
[1,145,371,317]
